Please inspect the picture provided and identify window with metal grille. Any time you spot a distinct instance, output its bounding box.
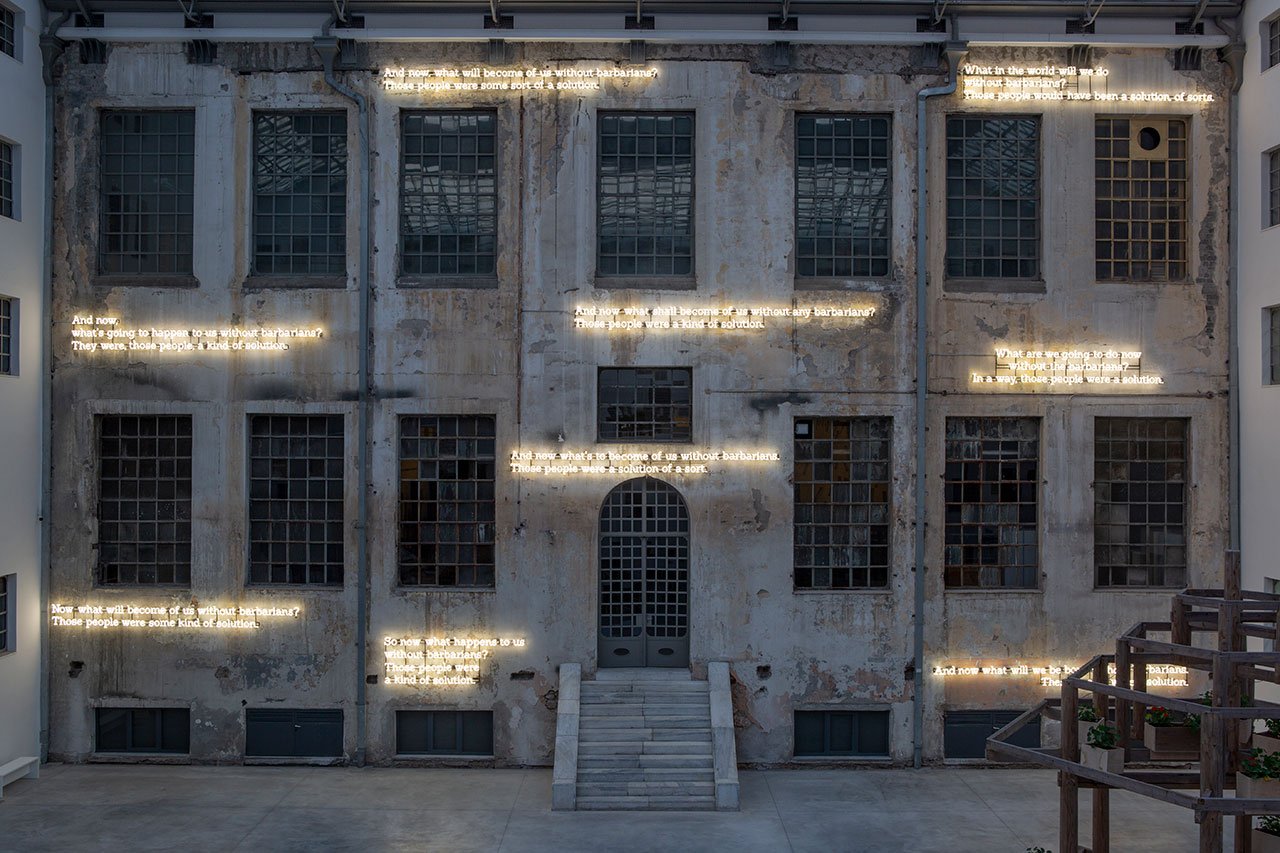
[396,710,494,755]
[1270,307,1280,385]
[1269,17,1280,70]
[96,708,190,753]
[97,416,193,586]
[253,112,348,276]
[399,415,496,587]
[795,115,891,279]
[597,112,694,277]
[0,575,11,653]
[794,710,889,757]
[793,417,891,589]
[598,367,692,442]
[248,415,344,585]
[1095,118,1188,282]
[1094,417,1187,588]
[1269,148,1280,229]
[400,111,497,278]
[0,139,13,219]
[943,710,1040,759]
[0,295,13,376]
[0,5,14,59]
[99,111,195,276]
[944,116,1040,279]
[944,417,1039,589]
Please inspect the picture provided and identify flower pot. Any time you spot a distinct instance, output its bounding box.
[1081,743,1124,774]
[1242,720,1255,747]
[1078,721,1096,750]
[1143,724,1198,756]
[1237,773,1280,799]
[1254,828,1280,853]
[1255,733,1280,754]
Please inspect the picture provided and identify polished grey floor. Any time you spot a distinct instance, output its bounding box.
[0,763,1216,852]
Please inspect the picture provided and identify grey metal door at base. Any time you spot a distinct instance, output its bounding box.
[598,478,690,668]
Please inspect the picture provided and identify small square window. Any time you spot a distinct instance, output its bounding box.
[396,710,494,755]
[794,709,889,757]
[597,367,693,442]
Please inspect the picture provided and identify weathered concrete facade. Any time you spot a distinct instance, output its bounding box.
[47,32,1232,767]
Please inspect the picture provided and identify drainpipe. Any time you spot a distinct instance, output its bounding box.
[314,33,372,767]
[37,9,70,765]
[1214,20,1244,559]
[913,40,967,771]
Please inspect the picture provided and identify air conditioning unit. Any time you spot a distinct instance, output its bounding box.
[1129,119,1169,160]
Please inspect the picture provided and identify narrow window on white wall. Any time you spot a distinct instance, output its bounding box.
[0,574,12,653]
[1269,148,1280,229]
[1269,17,1280,71]
[0,5,16,60]
[1270,307,1280,385]
[0,139,14,219]
[0,295,15,376]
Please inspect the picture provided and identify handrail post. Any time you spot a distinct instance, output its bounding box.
[1061,678,1079,853]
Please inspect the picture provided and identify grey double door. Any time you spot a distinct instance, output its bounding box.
[597,478,690,668]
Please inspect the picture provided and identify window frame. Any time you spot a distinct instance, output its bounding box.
[1093,416,1190,590]
[1265,14,1280,73]
[942,114,1043,291]
[792,416,893,591]
[94,707,191,754]
[793,708,891,758]
[942,416,1042,591]
[596,366,694,444]
[0,2,21,63]
[96,108,198,285]
[595,109,697,289]
[0,137,15,220]
[395,709,495,756]
[396,108,500,288]
[248,109,350,285]
[1266,146,1280,230]
[0,294,16,377]
[0,574,13,655]
[1266,305,1280,386]
[793,112,894,285]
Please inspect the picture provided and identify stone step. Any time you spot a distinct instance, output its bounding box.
[575,796,716,811]
[578,726,713,741]
[581,704,711,715]
[577,770,715,784]
[581,695,709,705]
[589,671,695,682]
[580,716,711,728]
[581,682,708,692]
[578,741,713,756]
[577,781,716,798]
[578,755,714,769]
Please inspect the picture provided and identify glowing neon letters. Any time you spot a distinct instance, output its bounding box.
[383,636,527,686]
[971,348,1164,388]
[961,64,1214,104]
[510,449,781,476]
[932,662,1189,688]
[382,66,658,94]
[574,304,876,332]
[49,602,301,630]
[70,315,324,354]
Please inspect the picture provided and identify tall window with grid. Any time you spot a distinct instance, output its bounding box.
[0,5,14,59]
[597,112,694,278]
[944,417,1039,589]
[1095,118,1188,282]
[97,416,193,585]
[253,112,348,276]
[793,418,891,589]
[795,115,891,279]
[0,139,13,219]
[99,111,195,276]
[399,415,496,587]
[0,575,10,654]
[400,111,497,278]
[1270,307,1280,385]
[248,415,344,585]
[598,367,692,442]
[1269,148,1280,229]
[1095,418,1187,588]
[1270,17,1280,70]
[944,117,1040,280]
[0,296,13,376]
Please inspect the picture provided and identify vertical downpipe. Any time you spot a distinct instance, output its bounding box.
[38,10,71,765]
[913,41,966,770]
[315,35,372,766]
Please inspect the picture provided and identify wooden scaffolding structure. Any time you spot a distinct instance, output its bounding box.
[987,555,1280,853]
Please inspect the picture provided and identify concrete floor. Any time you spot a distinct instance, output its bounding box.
[0,764,1218,852]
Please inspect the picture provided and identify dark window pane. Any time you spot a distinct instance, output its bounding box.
[396,710,494,755]
[598,368,693,442]
[794,710,890,757]
[0,140,13,219]
[0,296,12,376]
[95,708,190,754]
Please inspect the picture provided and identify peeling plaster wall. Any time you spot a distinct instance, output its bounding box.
[48,40,1229,767]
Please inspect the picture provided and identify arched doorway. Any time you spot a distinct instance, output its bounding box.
[598,478,690,668]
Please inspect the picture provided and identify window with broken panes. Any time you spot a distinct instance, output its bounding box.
[99,111,195,276]
[400,111,497,277]
[1269,147,1280,229]
[793,417,891,589]
[398,415,496,587]
[944,116,1040,279]
[252,111,348,276]
[1095,118,1188,282]
[0,139,12,219]
[0,295,12,375]
[97,415,193,585]
[597,112,694,277]
[248,415,344,585]
[795,114,891,278]
[944,417,1039,589]
[0,5,14,59]
[1094,417,1187,588]
[597,367,693,442]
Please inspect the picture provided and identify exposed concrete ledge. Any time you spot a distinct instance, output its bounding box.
[551,662,581,811]
[0,756,39,800]
[708,661,740,812]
